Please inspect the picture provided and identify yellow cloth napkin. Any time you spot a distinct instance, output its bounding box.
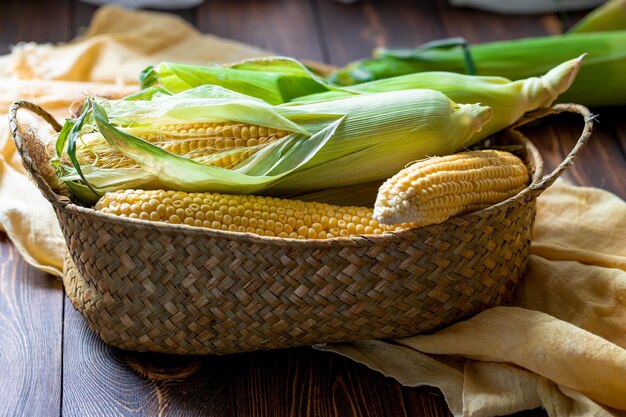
[318,184,626,416]
[1,6,624,417]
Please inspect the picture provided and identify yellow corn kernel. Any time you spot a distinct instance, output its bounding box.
[373,150,529,226]
[95,189,412,239]
[74,122,290,169]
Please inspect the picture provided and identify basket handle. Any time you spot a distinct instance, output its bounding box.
[512,103,594,200]
[9,100,69,205]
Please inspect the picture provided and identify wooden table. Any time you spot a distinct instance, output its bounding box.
[1,1,624,416]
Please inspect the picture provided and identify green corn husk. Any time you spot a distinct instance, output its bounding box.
[569,0,626,33]
[293,56,582,142]
[329,31,626,106]
[141,57,340,105]
[55,86,491,204]
[269,92,491,194]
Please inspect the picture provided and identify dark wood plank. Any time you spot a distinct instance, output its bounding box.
[72,1,102,36]
[62,301,235,416]
[314,0,444,66]
[615,121,626,158]
[0,0,71,54]
[233,348,409,417]
[0,235,64,416]
[196,0,324,63]
[559,10,592,32]
[522,111,626,199]
[401,386,453,417]
[71,0,96,36]
[61,304,159,416]
[603,107,626,160]
[434,0,562,42]
[434,1,595,43]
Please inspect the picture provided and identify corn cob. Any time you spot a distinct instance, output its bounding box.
[330,31,626,106]
[73,122,290,169]
[569,0,626,33]
[373,150,529,226]
[95,189,415,239]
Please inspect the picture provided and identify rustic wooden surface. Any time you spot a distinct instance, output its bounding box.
[0,1,624,416]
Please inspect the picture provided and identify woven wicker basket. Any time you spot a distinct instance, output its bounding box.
[9,101,593,355]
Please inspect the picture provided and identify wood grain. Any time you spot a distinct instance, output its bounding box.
[61,304,159,416]
[196,0,325,63]
[314,0,444,66]
[402,386,453,417]
[0,3,69,415]
[232,348,409,417]
[522,112,626,199]
[604,107,626,158]
[0,0,71,54]
[72,1,100,38]
[62,302,235,416]
[0,235,63,417]
[434,0,562,42]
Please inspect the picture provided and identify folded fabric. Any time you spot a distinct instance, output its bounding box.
[1,6,625,417]
[318,184,626,416]
[0,5,268,275]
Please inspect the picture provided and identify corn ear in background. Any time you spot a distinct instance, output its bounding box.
[141,57,339,105]
[294,56,582,142]
[329,31,626,106]
[569,0,626,33]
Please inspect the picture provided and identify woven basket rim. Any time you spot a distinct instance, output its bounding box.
[62,181,531,246]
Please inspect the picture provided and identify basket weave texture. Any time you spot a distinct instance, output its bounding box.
[10,102,593,355]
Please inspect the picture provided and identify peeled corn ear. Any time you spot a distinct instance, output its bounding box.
[95,189,415,239]
[373,150,529,226]
[72,121,290,169]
